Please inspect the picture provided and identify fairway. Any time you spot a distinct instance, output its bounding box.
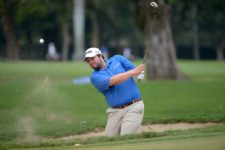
[76,135,225,150]
[0,60,225,149]
[10,134,225,150]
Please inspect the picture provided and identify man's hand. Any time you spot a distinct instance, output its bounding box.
[137,71,144,81]
[135,64,145,81]
[132,64,145,76]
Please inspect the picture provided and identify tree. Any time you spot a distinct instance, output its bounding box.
[200,0,225,60]
[0,0,54,60]
[56,1,73,61]
[191,3,200,60]
[0,0,19,60]
[73,0,85,61]
[169,0,201,60]
[86,0,120,48]
[86,0,101,47]
[171,0,225,60]
[136,0,185,80]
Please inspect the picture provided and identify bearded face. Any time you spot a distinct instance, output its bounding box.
[85,55,104,71]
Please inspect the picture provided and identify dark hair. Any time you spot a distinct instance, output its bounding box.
[97,54,106,62]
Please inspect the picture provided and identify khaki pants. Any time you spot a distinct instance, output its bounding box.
[105,101,144,137]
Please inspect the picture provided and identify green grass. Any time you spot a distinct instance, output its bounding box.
[7,124,225,150]
[0,60,225,148]
[68,135,225,150]
[8,135,225,150]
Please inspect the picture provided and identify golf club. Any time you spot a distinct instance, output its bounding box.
[138,1,159,81]
[142,1,159,64]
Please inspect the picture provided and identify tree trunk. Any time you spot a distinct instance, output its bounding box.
[1,0,19,60]
[192,3,200,60]
[73,0,85,60]
[216,37,225,61]
[137,0,185,80]
[61,21,71,61]
[90,14,100,47]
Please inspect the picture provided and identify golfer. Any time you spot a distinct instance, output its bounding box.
[84,47,145,137]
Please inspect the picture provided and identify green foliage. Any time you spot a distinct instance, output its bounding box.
[16,0,49,23]
[170,0,225,46]
[1,0,225,60]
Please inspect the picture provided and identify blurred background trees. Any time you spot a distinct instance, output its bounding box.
[170,0,225,61]
[0,0,224,79]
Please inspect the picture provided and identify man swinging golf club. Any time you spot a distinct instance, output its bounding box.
[84,47,145,136]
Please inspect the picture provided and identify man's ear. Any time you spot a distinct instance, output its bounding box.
[98,54,105,61]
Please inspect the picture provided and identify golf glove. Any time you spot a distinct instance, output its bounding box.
[137,71,144,81]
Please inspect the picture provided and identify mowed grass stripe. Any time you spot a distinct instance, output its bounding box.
[9,133,225,150]
[78,135,225,150]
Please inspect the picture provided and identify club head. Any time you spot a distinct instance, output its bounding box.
[150,1,158,8]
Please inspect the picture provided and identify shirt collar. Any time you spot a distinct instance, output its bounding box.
[99,59,112,71]
[106,59,113,66]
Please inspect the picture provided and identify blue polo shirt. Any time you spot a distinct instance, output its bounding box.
[90,55,141,107]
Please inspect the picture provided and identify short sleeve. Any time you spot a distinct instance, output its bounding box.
[90,73,111,92]
[114,55,135,70]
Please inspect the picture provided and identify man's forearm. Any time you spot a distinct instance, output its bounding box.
[109,64,145,86]
[109,70,135,86]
